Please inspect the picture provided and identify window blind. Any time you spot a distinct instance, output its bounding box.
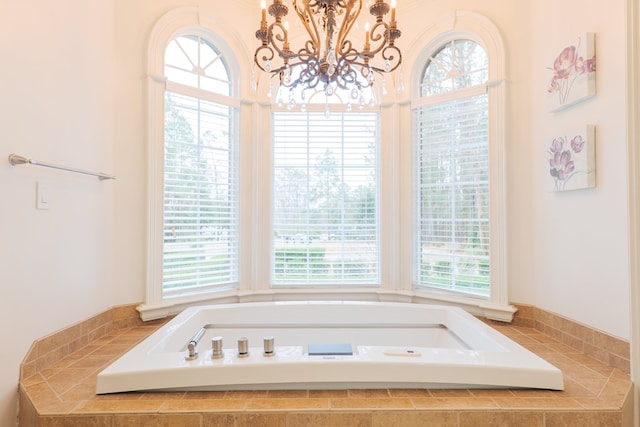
[163,91,238,297]
[414,94,490,296]
[272,111,379,285]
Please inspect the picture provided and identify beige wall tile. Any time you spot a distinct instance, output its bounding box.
[113,413,202,427]
[138,391,186,400]
[372,411,457,427]
[609,352,631,374]
[348,389,391,398]
[246,397,330,410]
[75,399,163,414]
[492,397,583,410]
[544,411,622,427]
[19,387,39,427]
[238,413,288,427]
[266,389,309,398]
[459,411,543,427]
[181,390,226,399]
[287,412,372,427]
[160,398,247,412]
[224,390,268,399]
[388,389,431,398]
[330,397,413,410]
[308,389,349,398]
[593,332,630,359]
[428,389,473,398]
[39,415,113,427]
[411,397,498,410]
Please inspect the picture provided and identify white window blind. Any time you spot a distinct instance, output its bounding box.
[414,94,490,297]
[162,32,238,299]
[272,112,379,285]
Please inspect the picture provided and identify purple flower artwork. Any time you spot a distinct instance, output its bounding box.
[547,33,596,112]
[548,125,596,192]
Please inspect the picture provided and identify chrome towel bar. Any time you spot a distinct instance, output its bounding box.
[8,154,115,181]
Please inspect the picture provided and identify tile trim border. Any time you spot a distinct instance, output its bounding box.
[511,303,631,374]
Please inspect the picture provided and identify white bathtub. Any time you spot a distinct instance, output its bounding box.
[96,301,564,394]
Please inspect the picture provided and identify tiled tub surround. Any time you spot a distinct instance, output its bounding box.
[19,304,633,426]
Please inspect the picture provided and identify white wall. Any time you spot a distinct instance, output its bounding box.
[0,1,118,425]
[527,0,630,338]
[0,0,632,426]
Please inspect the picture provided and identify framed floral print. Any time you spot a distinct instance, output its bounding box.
[548,125,596,192]
[547,33,596,112]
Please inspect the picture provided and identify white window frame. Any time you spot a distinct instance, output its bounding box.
[140,7,246,320]
[407,11,514,321]
[140,8,515,322]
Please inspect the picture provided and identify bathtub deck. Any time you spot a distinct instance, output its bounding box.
[19,313,633,426]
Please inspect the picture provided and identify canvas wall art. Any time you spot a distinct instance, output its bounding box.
[546,33,596,112]
[548,125,596,192]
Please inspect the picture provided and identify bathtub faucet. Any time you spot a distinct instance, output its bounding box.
[184,327,206,361]
[185,341,199,360]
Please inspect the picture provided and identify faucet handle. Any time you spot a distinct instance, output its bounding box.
[211,336,224,359]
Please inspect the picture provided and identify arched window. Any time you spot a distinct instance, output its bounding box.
[160,33,239,299]
[414,39,490,297]
[143,8,243,317]
[411,17,510,318]
[420,39,489,96]
[165,34,231,95]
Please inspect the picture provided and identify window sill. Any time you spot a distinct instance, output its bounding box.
[137,289,517,322]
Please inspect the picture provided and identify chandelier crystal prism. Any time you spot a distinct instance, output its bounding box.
[254,0,402,107]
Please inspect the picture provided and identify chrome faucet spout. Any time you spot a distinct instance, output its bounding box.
[184,327,206,360]
[185,341,198,360]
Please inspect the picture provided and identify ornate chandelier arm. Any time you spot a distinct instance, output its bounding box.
[380,44,402,72]
[349,43,401,74]
[254,21,292,73]
[254,45,275,73]
[364,22,391,56]
[335,0,361,57]
[269,21,291,55]
[293,0,321,51]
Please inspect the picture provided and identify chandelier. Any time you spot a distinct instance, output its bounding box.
[254,0,402,109]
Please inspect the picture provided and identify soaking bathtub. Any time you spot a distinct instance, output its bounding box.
[96,301,564,394]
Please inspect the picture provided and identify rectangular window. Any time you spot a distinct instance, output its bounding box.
[163,92,238,297]
[414,94,490,297]
[272,112,379,286]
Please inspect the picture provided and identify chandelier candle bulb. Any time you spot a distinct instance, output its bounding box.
[261,0,266,25]
[365,22,370,51]
[391,0,396,23]
[284,21,289,44]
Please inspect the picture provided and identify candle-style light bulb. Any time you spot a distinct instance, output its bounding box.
[284,20,290,46]
[364,22,370,50]
[391,0,396,23]
[261,0,267,25]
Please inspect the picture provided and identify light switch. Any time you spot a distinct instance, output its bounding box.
[36,181,49,210]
